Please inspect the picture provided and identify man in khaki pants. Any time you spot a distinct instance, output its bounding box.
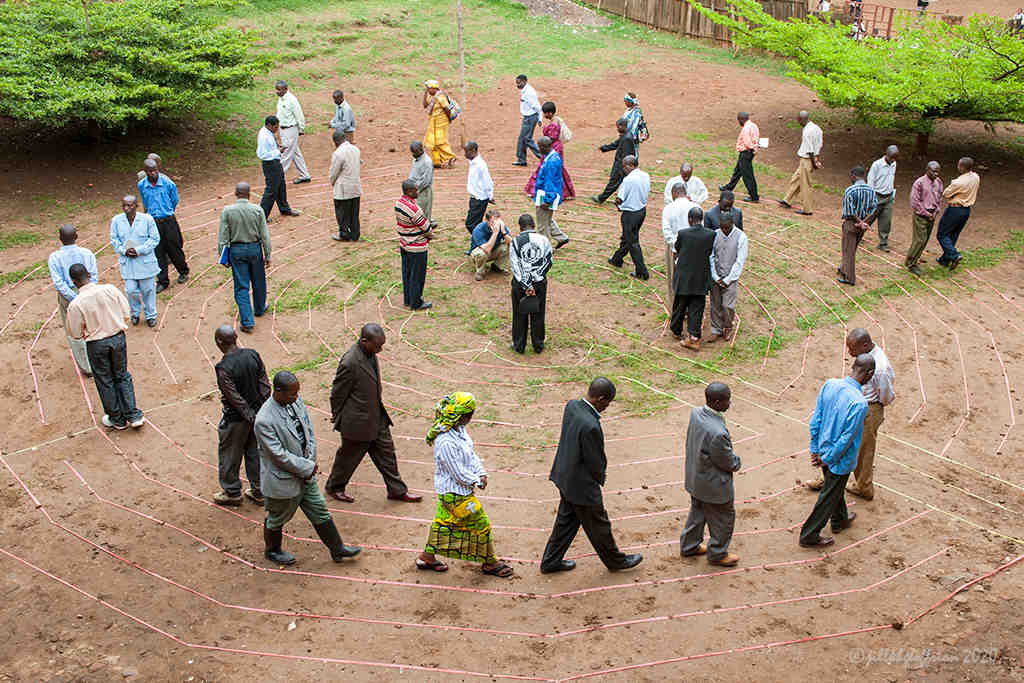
[806,328,894,500]
[778,111,822,215]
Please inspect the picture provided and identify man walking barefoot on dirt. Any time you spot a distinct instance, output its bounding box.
[48,224,97,376]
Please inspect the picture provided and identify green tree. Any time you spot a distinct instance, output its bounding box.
[689,0,1024,152]
[0,0,266,132]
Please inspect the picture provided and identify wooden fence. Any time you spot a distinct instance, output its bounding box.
[836,1,962,39]
[579,0,807,44]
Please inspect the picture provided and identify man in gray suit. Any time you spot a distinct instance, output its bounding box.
[681,381,742,566]
[254,371,362,565]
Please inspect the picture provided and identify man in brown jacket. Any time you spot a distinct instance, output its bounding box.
[324,323,421,503]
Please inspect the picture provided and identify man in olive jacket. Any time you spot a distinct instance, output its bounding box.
[324,323,421,503]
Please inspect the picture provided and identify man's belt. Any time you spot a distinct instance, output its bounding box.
[280,124,295,128]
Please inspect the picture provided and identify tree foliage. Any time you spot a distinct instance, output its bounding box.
[689,0,1024,135]
[0,0,267,128]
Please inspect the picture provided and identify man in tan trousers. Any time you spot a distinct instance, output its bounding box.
[806,328,894,500]
[778,111,822,215]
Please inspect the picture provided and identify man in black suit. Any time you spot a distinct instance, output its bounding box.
[540,378,643,574]
[672,206,717,351]
[591,118,638,204]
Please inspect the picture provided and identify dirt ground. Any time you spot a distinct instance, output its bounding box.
[1,33,1023,683]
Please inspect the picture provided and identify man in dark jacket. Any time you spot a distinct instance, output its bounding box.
[324,323,421,504]
[591,118,638,204]
[212,324,270,506]
[540,378,643,573]
[681,382,742,566]
[672,206,717,351]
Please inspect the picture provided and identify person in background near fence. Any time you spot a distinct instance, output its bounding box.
[464,141,494,233]
[837,166,878,286]
[707,213,748,344]
[799,354,875,548]
[395,179,434,311]
[257,115,302,221]
[513,74,542,166]
[109,195,160,327]
[408,141,436,229]
[541,377,643,574]
[66,263,144,431]
[416,392,514,578]
[329,128,362,242]
[255,371,362,565]
[212,324,268,507]
[218,182,271,333]
[509,214,553,355]
[671,207,715,351]
[720,112,760,203]
[136,152,160,182]
[592,118,637,205]
[275,80,311,184]
[681,382,742,567]
[936,157,980,271]
[704,190,744,232]
[778,110,823,216]
[816,0,831,13]
[621,92,649,157]
[526,101,576,201]
[530,136,571,249]
[661,183,697,299]
[866,145,898,252]
[905,161,943,276]
[49,225,97,377]
[423,79,456,168]
[664,162,708,206]
[328,89,356,143]
[917,0,929,15]
[469,210,510,281]
[607,155,651,281]
[138,158,189,293]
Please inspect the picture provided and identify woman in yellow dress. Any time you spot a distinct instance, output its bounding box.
[422,80,456,168]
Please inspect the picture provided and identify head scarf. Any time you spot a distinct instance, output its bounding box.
[426,392,476,445]
[424,79,441,89]
[624,93,638,106]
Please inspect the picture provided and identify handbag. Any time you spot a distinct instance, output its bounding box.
[519,294,541,315]
[442,93,460,121]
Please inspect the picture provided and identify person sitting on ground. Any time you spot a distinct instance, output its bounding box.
[468,210,511,281]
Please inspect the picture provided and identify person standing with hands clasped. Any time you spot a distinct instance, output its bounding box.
[395,179,434,311]
[218,182,271,333]
[837,166,879,286]
[905,161,943,275]
[509,214,553,355]
[707,213,748,344]
[109,195,160,327]
[48,224,97,376]
[866,145,899,252]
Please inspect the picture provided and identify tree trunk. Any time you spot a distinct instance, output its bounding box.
[456,0,467,148]
[915,130,929,156]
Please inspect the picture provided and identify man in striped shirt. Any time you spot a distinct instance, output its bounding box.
[838,166,878,286]
[395,179,433,311]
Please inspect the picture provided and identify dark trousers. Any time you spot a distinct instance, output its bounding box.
[260,159,292,217]
[466,197,488,233]
[218,417,260,496]
[400,249,428,308]
[840,218,867,284]
[541,494,628,571]
[325,423,408,497]
[609,208,648,277]
[936,206,971,263]
[516,113,541,163]
[86,332,141,427]
[596,162,625,203]
[154,215,188,287]
[670,293,706,338]
[799,466,850,545]
[511,279,547,353]
[334,197,361,240]
[229,242,267,329]
[681,496,735,560]
[723,149,758,200]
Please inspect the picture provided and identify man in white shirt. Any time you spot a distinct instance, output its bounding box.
[779,111,823,215]
[661,184,697,297]
[328,89,356,143]
[464,141,494,235]
[608,156,651,280]
[513,74,542,166]
[257,115,301,220]
[329,129,362,242]
[707,213,748,343]
[663,162,708,206]
[275,80,311,184]
[48,224,98,375]
[866,145,898,252]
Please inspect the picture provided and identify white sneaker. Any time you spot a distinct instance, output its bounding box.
[129,415,145,429]
[101,414,128,430]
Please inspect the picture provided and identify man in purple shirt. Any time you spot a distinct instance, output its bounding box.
[905,161,943,275]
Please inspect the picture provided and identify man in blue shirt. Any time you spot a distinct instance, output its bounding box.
[110,195,161,327]
[468,210,509,281]
[532,136,570,249]
[138,158,189,293]
[799,353,875,547]
[48,224,98,375]
[607,155,651,280]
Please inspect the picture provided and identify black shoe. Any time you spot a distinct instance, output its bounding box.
[831,511,857,534]
[332,234,345,241]
[131,315,140,326]
[413,301,433,311]
[313,521,362,562]
[540,560,576,574]
[837,276,855,286]
[264,524,296,565]
[282,209,303,217]
[612,554,643,571]
[240,326,254,334]
[533,344,544,354]
[743,196,759,203]
[631,272,650,281]
[254,309,267,318]
[293,177,312,184]
[512,161,527,167]
[177,273,189,284]
[555,238,570,250]
[146,318,157,328]
[719,185,729,192]
[155,283,168,294]
[909,265,923,276]
[607,258,622,268]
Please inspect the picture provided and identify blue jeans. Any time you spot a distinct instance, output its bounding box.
[86,332,141,426]
[936,206,971,263]
[517,114,541,163]
[229,242,267,328]
[124,276,157,321]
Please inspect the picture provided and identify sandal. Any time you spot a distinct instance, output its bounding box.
[415,558,449,572]
[481,562,514,578]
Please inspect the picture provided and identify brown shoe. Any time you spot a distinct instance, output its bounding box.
[704,333,724,344]
[681,542,708,557]
[831,511,856,533]
[682,338,700,351]
[799,536,835,548]
[387,492,423,503]
[805,477,824,491]
[846,485,874,501]
[708,553,740,567]
[327,490,355,503]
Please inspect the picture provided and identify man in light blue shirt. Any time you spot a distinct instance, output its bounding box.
[257,115,301,221]
[799,353,875,548]
[110,195,161,327]
[138,158,189,293]
[607,155,651,280]
[48,224,98,374]
[328,90,356,142]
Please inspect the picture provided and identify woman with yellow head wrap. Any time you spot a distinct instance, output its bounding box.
[422,79,457,168]
[416,392,513,577]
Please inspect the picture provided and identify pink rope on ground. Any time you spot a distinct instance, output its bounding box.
[27,306,59,423]
[738,281,776,367]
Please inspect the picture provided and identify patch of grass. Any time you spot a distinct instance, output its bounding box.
[270,344,332,377]
[0,231,43,251]
[686,132,711,142]
[960,229,1024,268]
[212,126,259,167]
[0,261,48,287]
[466,304,504,335]
[275,282,337,312]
